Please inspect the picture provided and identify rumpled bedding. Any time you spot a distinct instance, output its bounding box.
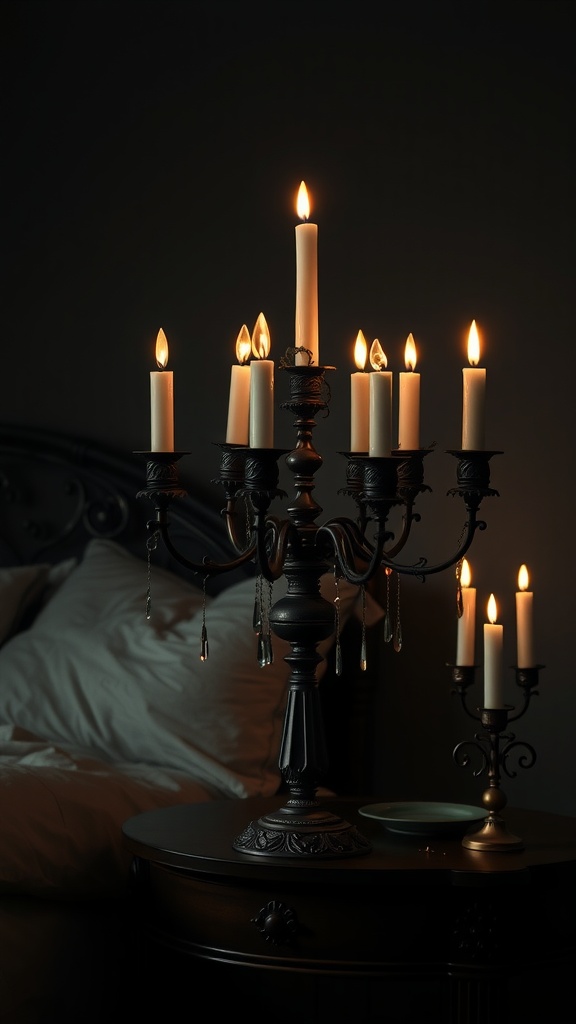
[0,723,220,899]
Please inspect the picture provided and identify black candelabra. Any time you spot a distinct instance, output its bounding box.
[451,664,541,850]
[139,361,501,859]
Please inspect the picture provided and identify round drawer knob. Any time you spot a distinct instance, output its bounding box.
[252,899,298,945]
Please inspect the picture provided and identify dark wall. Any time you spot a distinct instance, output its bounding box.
[3,1,575,815]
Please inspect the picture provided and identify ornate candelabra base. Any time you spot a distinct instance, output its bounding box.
[233,803,371,858]
[462,781,524,851]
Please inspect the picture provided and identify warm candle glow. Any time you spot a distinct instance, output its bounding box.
[487,593,498,624]
[461,558,471,588]
[369,338,387,370]
[251,312,271,359]
[516,563,535,668]
[296,180,310,221]
[404,332,417,371]
[518,563,529,591]
[456,558,476,666]
[354,330,368,370]
[467,320,480,366]
[235,324,252,364]
[155,327,169,368]
[150,328,174,451]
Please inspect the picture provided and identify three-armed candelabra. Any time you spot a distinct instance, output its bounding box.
[451,664,541,850]
[139,360,501,859]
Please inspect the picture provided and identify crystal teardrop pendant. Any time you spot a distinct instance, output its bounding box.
[200,624,209,661]
[383,611,393,643]
[360,634,367,672]
[257,634,267,668]
[393,619,402,653]
[335,641,343,677]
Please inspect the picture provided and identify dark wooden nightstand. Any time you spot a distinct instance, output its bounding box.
[123,796,576,1024]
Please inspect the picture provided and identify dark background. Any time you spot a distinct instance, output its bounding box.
[2,1,575,814]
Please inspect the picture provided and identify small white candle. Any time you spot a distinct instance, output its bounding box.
[226,325,251,445]
[150,327,174,452]
[369,339,392,457]
[516,563,535,668]
[350,330,369,452]
[295,181,319,367]
[462,320,486,450]
[484,593,504,709]
[456,558,476,666]
[249,312,274,448]
[398,333,420,450]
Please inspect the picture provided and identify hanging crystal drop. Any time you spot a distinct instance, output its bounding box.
[200,624,209,661]
[264,634,273,666]
[393,619,402,653]
[257,633,267,668]
[335,641,343,677]
[360,633,367,672]
[383,611,393,643]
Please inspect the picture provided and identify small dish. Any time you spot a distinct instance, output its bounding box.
[358,801,486,837]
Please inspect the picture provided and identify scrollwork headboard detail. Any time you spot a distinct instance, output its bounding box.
[0,424,249,594]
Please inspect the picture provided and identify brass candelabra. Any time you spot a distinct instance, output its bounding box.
[452,664,541,850]
[139,361,501,859]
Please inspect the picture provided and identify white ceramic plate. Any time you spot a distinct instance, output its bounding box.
[358,801,486,837]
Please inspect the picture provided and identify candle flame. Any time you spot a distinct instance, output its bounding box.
[155,328,169,369]
[296,180,310,221]
[404,333,417,371]
[251,312,271,359]
[518,564,530,591]
[354,330,368,371]
[467,320,480,367]
[461,558,471,588]
[487,593,498,624]
[369,338,387,371]
[235,324,251,364]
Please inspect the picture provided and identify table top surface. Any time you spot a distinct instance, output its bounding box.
[122,796,576,885]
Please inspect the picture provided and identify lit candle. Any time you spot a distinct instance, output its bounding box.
[516,564,535,668]
[456,558,476,666]
[226,325,251,445]
[295,181,319,367]
[150,327,174,452]
[350,330,369,452]
[369,339,392,457]
[484,593,504,708]
[398,333,420,450]
[249,312,274,448]
[461,319,486,450]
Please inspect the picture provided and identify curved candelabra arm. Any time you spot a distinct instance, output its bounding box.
[507,665,543,722]
[379,507,484,581]
[147,510,256,577]
[317,516,388,586]
[254,514,294,583]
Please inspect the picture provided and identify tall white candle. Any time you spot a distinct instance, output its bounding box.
[398,333,420,450]
[369,339,392,457]
[462,320,486,450]
[350,330,369,452]
[226,324,251,445]
[150,327,174,452]
[249,312,274,448]
[295,181,319,367]
[456,558,476,665]
[484,593,504,708]
[516,563,535,668]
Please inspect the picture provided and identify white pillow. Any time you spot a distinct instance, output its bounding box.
[0,559,77,645]
[0,539,367,799]
[0,565,50,644]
